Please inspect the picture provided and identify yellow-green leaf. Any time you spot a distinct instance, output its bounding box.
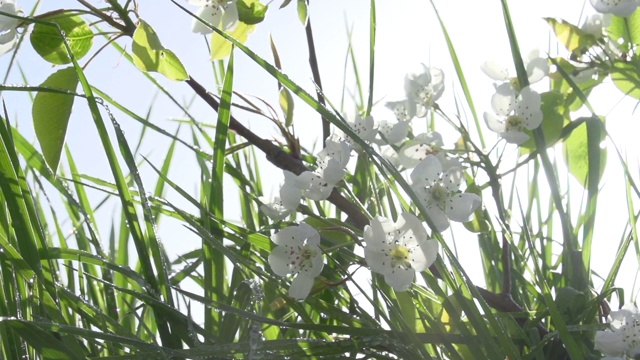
[211,21,255,60]
[32,67,79,173]
[545,18,598,55]
[132,20,188,81]
[611,60,640,99]
[563,117,606,187]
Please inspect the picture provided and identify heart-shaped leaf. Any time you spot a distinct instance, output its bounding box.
[132,20,188,81]
[30,13,93,65]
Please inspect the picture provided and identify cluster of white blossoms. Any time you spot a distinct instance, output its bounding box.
[595,303,640,359]
[190,0,239,34]
[482,50,547,145]
[262,64,481,297]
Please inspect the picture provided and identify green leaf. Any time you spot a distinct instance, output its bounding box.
[280,0,293,8]
[279,87,295,127]
[611,59,640,99]
[550,57,603,111]
[30,13,93,65]
[237,0,268,25]
[520,91,566,152]
[563,117,606,187]
[608,10,640,46]
[211,21,256,60]
[544,17,598,55]
[297,0,308,26]
[132,19,188,81]
[32,67,79,173]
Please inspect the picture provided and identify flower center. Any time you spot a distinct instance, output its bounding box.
[505,115,525,131]
[291,245,318,273]
[509,77,521,91]
[389,244,411,269]
[429,184,449,210]
[416,87,434,106]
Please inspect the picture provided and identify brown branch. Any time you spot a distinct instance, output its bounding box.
[185,76,369,229]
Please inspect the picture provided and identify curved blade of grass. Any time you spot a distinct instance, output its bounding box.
[429,0,485,148]
[202,50,234,334]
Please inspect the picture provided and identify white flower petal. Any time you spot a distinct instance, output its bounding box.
[386,99,416,121]
[491,83,517,115]
[0,1,18,33]
[398,132,443,168]
[268,246,295,276]
[501,130,530,144]
[410,155,443,187]
[192,4,222,34]
[384,267,415,292]
[377,119,410,145]
[484,112,506,134]
[309,246,324,276]
[481,61,510,81]
[445,193,481,223]
[364,247,393,275]
[442,167,463,192]
[381,146,400,167]
[516,87,542,130]
[595,330,627,357]
[298,223,320,245]
[364,216,396,251]
[426,205,450,232]
[279,184,301,210]
[526,55,549,84]
[221,1,238,30]
[260,197,292,221]
[409,238,439,272]
[289,274,315,300]
[317,158,346,185]
[298,171,333,201]
[0,28,17,56]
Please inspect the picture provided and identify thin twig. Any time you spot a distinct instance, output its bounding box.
[304,9,330,147]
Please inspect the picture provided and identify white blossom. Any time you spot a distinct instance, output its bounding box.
[481,49,549,88]
[190,0,239,34]
[398,132,444,169]
[483,85,543,145]
[404,65,445,117]
[581,13,611,37]
[298,137,351,201]
[374,118,410,146]
[338,113,377,149]
[0,0,21,56]
[590,0,640,17]
[364,212,438,292]
[595,303,640,358]
[268,223,324,300]
[317,135,352,170]
[260,171,303,220]
[410,155,481,232]
[386,99,416,122]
